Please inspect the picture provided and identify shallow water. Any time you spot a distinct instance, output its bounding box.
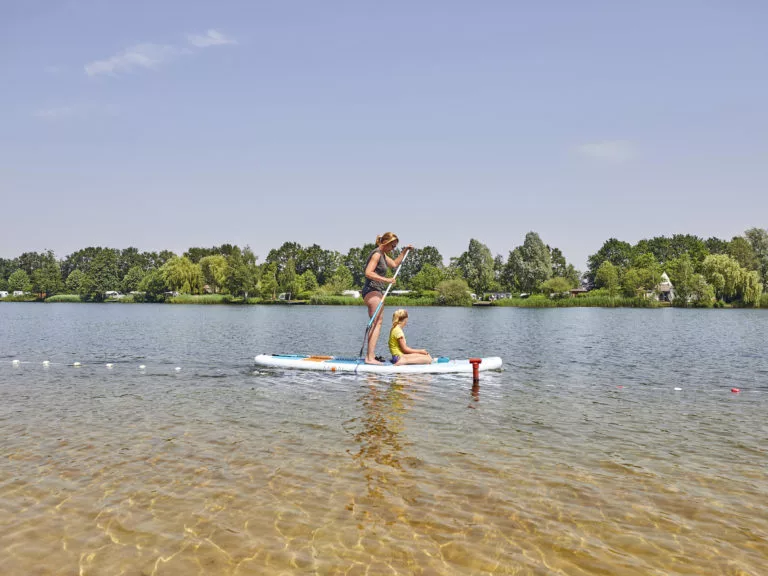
[1,303,767,575]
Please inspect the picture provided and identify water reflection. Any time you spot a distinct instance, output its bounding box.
[470,381,480,406]
[350,377,412,502]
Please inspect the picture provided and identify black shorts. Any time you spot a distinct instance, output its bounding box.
[361,284,383,298]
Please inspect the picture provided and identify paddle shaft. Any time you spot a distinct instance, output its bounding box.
[359,248,411,358]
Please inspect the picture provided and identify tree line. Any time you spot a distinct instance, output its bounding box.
[1,228,766,306]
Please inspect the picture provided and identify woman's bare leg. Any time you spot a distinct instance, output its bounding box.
[364,292,384,364]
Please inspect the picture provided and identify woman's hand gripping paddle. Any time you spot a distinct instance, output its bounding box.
[358,248,411,359]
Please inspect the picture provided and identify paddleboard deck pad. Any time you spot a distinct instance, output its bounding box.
[254,354,502,374]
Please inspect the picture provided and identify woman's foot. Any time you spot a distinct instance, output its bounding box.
[365,357,383,365]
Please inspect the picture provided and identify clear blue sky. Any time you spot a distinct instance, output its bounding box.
[2,1,767,269]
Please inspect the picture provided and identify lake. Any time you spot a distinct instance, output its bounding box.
[1,303,767,575]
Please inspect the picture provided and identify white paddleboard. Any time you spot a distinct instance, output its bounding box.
[254,354,502,374]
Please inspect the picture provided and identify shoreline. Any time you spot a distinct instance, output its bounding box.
[2,295,765,309]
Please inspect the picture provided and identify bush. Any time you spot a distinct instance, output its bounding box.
[167,294,235,304]
[538,276,573,297]
[761,294,768,309]
[435,279,472,306]
[45,294,81,303]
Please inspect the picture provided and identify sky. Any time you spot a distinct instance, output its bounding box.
[2,1,767,269]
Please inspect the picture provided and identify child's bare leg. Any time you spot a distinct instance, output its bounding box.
[395,353,433,365]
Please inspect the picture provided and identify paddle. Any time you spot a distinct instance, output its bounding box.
[359,248,411,359]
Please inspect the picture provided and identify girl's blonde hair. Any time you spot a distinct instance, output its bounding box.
[391,309,408,330]
[376,232,399,247]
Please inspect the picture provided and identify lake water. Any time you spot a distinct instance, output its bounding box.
[1,303,767,575]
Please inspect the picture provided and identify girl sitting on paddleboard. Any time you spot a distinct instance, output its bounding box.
[389,309,432,365]
[362,232,412,364]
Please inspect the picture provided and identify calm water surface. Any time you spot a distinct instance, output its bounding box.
[1,303,767,575]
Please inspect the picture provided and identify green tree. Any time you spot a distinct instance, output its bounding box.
[266,242,303,274]
[61,247,120,280]
[152,250,177,268]
[504,232,552,293]
[0,277,6,291]
[325,265,354,293]
[398,245,444,287]
[200,255,228,293]
[666,255,695,304]
[300,270,319,293]
[705,237,729,255]
[16,251,46,277]
[30,250,63,296]
[587,238,633,284]
[728,236,759,271]
[8,269,32,293]
[550,247,567,277]
[85,249,120,301]
[621,253,661,296]
[594,261,619,297]
[122,266,146,293]
[300,244,340,285]
[668,234,709,264]
[344,243,377,287]
[258,263,278,299]
[739,270,763,306]
[668,255,715,307]
[277,258,299,296]
[701,254,744,302]
[454,239,495,295]
[162,256,204,294]
[436,278,472,306]
[0,258,17,285]
[184,244,239,264]
[410,263,445,292]
[744,227,768,285]
[226,248,259,298]
[118,247,153,277]
[66,269,87,294]
[138,269,169,301]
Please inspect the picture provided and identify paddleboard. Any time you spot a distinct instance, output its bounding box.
[254,354,503,374]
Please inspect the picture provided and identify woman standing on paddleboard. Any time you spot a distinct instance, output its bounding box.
[362,232,412,364]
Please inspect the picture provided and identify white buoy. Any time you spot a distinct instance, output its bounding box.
[139,365,146,370]
[106,363,114,369]
[175,367,181,372]
[73,362,81,367]
[674,387,682,391]
[12,359,20,365]
[42,360,50,366]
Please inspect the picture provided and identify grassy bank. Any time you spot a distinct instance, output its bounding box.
[167,294,238,304]
[492,294,660,308]
[308,295,434,306]
[0,295,39,302]
[45,294,81,303]
[10,292,766,308]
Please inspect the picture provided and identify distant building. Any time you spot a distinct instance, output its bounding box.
[655,272,675,302]
[570,287,589,297]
